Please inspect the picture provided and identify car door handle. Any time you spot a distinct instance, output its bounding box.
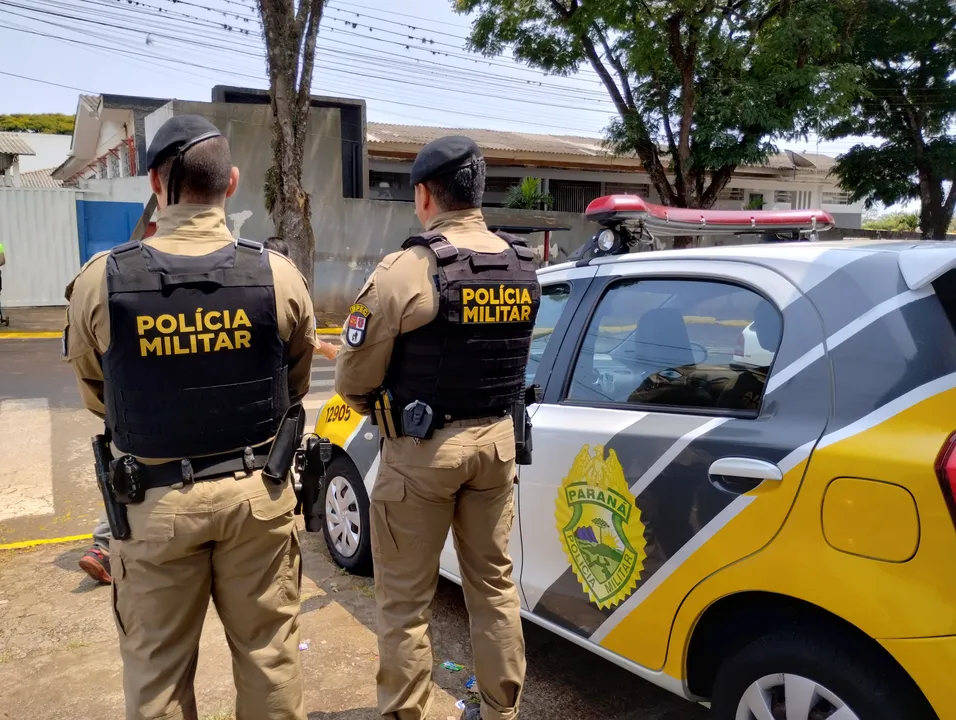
[708,457,783,494]
[709,457,783,481]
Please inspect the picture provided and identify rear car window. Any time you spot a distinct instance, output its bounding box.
[566,278,782,414]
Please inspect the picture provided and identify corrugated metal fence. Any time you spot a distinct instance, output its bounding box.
[0,188,81,307]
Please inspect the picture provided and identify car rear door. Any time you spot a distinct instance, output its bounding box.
[516,258,831,670]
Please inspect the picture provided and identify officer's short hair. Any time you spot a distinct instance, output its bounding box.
[155,136,233,204]
[425,159,486,212]
[263,237,290,257]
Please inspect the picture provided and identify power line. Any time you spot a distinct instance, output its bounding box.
[12,0,614,106]
[0,23,607,135]
[0,69,96,93]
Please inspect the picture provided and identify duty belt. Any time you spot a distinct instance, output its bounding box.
[111,445,272,504]
[369,389,510,439]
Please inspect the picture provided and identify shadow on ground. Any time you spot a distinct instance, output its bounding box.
[299,530,707,720]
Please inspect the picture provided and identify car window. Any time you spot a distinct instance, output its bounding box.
[567,278,781,414]
[526,282,572,386]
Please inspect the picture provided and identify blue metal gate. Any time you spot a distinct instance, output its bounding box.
[75,199,145,265]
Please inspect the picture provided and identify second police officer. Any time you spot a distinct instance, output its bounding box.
[64,115,316,720]
[335,135,541,720]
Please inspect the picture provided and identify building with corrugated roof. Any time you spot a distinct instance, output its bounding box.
[365,123,862,228]
[0,132,36,187]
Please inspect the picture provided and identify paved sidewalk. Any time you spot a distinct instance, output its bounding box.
[0,306,65,336]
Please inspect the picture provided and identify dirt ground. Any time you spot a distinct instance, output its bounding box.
[0,522,706,720]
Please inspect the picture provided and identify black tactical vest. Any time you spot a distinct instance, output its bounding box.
[386,231,540,417]
[102,238,289,459]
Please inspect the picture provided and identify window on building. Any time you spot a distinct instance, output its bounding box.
[369,170,414,201]
[550,179,603,213]
[719,187,744,202]
[484,176,524,194]
[108,151,121,179]
[604,182,650,197]
[748,192,765,209]
[774,190,792,204]
[566,278,781,414]
[823,190,851,206]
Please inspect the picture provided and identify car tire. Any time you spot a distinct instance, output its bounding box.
[711,630,935,720]
[320,454,373,576]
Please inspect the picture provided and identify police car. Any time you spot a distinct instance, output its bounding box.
[301,195,956,720]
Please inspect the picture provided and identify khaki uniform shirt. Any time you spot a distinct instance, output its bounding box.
[335,208,508,414]
[65,204,317,451]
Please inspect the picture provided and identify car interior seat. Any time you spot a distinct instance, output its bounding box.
[628,308,696,376]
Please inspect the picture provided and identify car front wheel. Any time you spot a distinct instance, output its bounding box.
[320,454,373,576]
[712,631,935,720]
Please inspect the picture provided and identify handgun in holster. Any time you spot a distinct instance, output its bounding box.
[294,435,334,532]
[514,385,542,466]
[92,433,131,541]
[263,403,307,485]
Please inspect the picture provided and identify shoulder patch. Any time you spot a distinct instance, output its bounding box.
[345,303,371,347]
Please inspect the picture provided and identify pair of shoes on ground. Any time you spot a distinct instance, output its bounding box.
[78,546,112,584]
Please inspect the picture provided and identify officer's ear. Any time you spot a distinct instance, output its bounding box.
[148,168,163,198]
[225,166,240,199]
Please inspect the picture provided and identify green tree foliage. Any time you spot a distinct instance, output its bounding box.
[862,212,920,232]
[503,177,553,209]
[0,114,74,135]
[825,0,956,239]
[455,0,861,249]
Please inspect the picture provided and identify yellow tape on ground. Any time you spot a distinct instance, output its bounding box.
[0,331,62,339]
[316,328,343,335]
[0,533,93,551]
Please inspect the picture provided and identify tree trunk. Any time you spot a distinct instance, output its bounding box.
[257,0,325,293]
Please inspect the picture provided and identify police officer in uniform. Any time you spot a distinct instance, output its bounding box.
[335,135,539,720]
[64,115,316,720]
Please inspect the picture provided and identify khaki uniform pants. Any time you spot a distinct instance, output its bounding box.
[111,472,306,720]
[371,417,526,720]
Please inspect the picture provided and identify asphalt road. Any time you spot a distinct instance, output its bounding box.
[0,338,708,719]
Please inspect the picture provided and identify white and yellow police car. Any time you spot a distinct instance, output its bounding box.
[301,197,956,720]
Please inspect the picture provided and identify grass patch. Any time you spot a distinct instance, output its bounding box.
[202,709,233,720]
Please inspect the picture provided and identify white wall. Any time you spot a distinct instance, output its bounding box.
[0,188,82,307]
[14,134,72,173]
[80,176,151,203]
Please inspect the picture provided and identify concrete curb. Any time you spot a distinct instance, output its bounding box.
[0,533,92,551]
[0,331,62,340]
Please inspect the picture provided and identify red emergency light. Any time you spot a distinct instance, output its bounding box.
[585,194,835,236]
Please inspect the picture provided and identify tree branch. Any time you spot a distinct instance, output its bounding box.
[594,24,635,108]
[293,0,324,159]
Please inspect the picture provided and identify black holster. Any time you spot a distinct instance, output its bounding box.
[514,385,541,466]
[92,434,131,541]
[263,403,306,484]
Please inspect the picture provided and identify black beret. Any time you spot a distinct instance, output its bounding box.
[146,114,223,171]
[410,135,483,186]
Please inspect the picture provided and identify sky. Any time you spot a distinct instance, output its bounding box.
[0,0,875,159]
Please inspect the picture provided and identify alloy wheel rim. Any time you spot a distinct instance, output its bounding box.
[735,673,860,720]
[325,475,361,558]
